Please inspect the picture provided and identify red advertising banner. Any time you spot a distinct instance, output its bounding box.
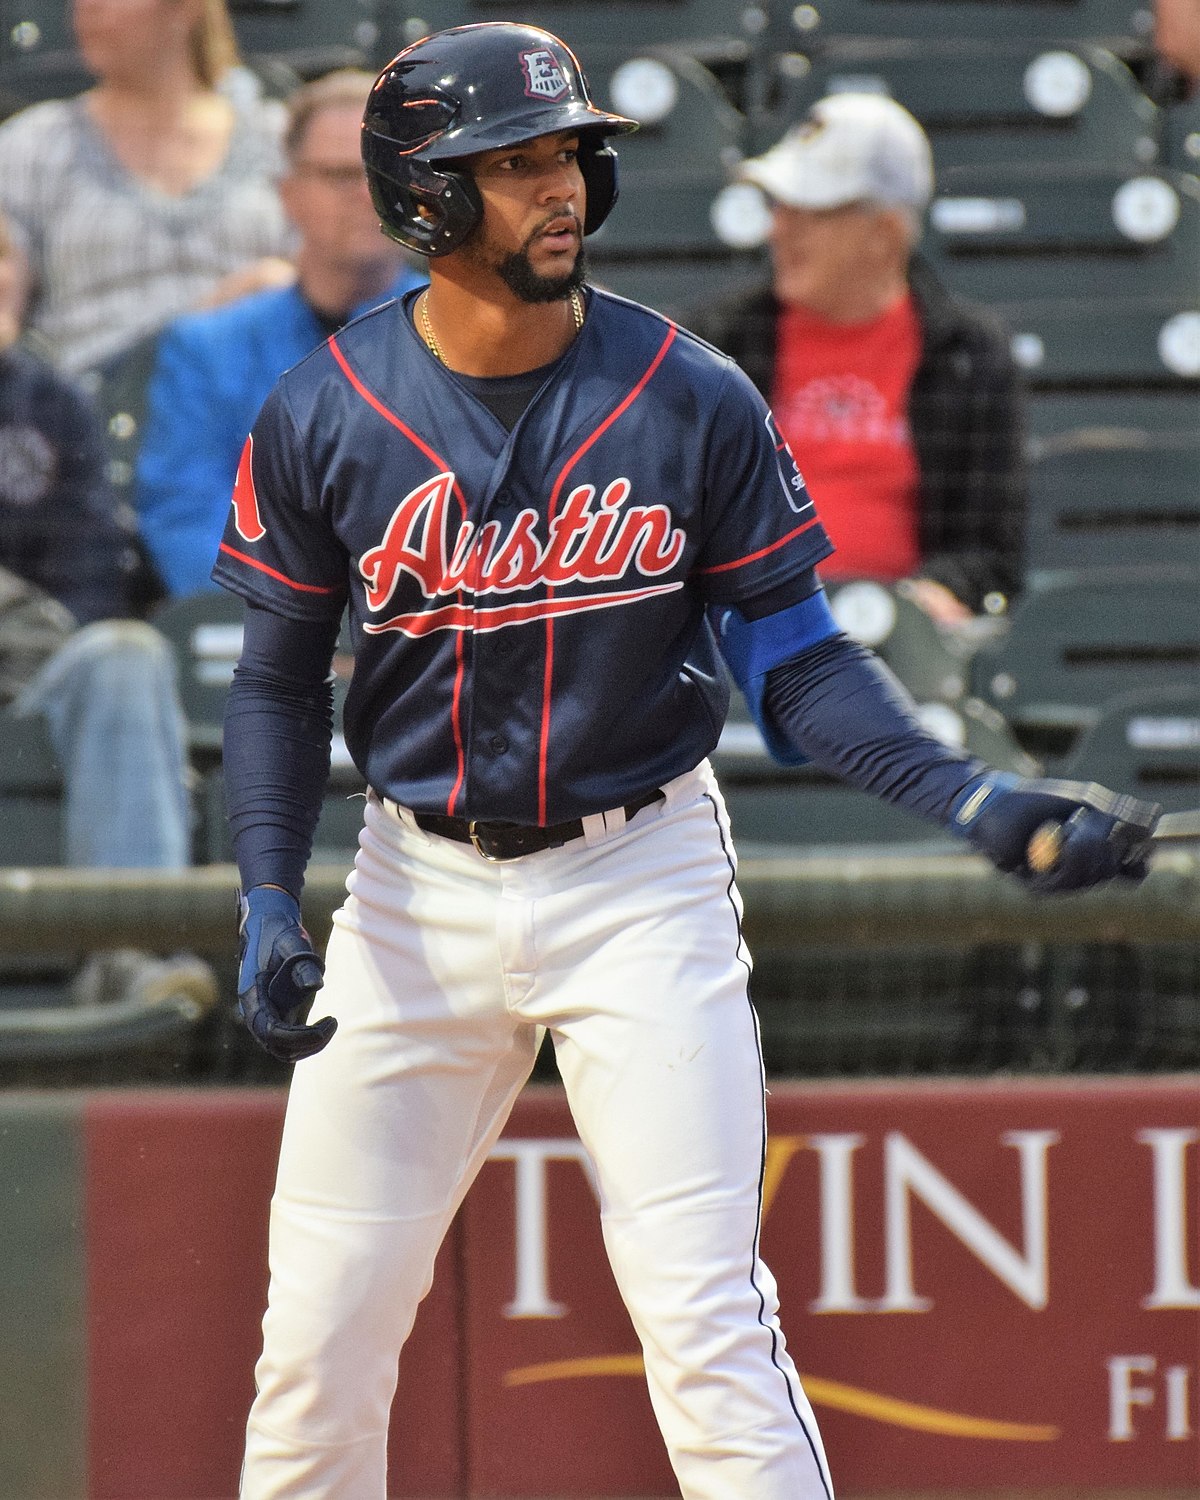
[77,1077,1200,1496]
[464,1077,1200,1495]
[84,1091,464,1500]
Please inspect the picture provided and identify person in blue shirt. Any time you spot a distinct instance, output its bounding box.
[135,68,425,597]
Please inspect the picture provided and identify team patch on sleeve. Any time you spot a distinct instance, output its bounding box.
[765,411,808,514]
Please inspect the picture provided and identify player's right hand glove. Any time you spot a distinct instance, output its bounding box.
[236,885,335,1063]
[950,774,1160,894]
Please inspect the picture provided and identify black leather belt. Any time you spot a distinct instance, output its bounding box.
[414,787,664,861]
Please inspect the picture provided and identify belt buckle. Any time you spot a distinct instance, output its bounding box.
[468,820,502,861]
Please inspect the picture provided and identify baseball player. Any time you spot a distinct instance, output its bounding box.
[217,24,1159,1499]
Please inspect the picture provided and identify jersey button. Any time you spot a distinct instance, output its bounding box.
[488,734,509,755]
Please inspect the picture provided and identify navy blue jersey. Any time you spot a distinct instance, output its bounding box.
[212,287,833,825]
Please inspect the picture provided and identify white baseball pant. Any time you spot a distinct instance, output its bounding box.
[241,760,835,1500]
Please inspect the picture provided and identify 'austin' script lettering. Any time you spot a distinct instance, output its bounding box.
[359,472,686,620]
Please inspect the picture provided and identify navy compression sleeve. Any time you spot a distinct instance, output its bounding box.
[223,602,340,897]
[762,635,984,826]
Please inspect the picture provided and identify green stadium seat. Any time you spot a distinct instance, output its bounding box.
[229,0,378,78]
[1024,428,1200,587]
[754,40,1159,170]
[1058,682,1200,812]
[580,47,746,258]
[925,165,1200,305]
[1027,389,1200,440]
[766,0,1151,51]
[0,0,87,119]
[1000,297,1200,388]
[149,589,246,762]
[1161,79,1200,173]
[0,705,63,866]
[970,568,1200,759]
[712,577,1038,852]
[380,1,766,63]
[589,257,767,325]
[149,591,365,864]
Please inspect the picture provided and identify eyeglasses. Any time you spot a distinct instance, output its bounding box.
[292,162,368,189]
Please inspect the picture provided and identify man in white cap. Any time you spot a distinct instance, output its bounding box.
[688,93,1027,626]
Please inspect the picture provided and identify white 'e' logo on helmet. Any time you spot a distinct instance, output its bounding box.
[520,49,569,100]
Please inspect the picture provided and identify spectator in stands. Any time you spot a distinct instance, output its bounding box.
[0,211,214,1009]
[134,68,425,597]
[687,94,1026,626]
[1154,0,1200,87]
[0,0,291,378]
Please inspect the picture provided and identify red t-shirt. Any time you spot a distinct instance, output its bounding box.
[772,294,922,582]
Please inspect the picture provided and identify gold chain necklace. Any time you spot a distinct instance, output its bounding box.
[420,289,584,364]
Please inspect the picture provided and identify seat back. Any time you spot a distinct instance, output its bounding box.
[925,165,1200,305]
[0,1,88,118]
[1001,297,1200,389]
[1027,389,1200,439]
[0,706,63,865]
[583,47,745,259]
[971,569,1200,756]
[150,590,246,760]
[765,0,1148,48]
[1059,683,1200,812]
[227,0,376,75]
[377,1,765,57]
[1161,80,1200,173]
[1024,428,1200,586]
[755,41,1159,169]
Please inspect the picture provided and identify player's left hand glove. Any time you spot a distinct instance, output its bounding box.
[236,885,335,1063]
[950,774,1160,894]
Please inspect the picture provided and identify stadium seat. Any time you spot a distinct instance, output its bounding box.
[712,577,1038,852]
[0,1,88,119]
[228,0,378,79]
[754,40,1160,170]
[149,589,246,761]
[924,164,1200,305]
[1024,428,1200,587]
[765,0,1151,51]
[378,1,768,64]
[77,333,170,616]
[580,47,745,257]
[1162,86,1200,173]
[999,297,1200,389]
[970,568,1200,760]
[0,704,63,866]
[150,591,366,863]
[589,256,767,325]
[1026,388,1200,440]
[1058,682,1200,812]
[823,578,977,704]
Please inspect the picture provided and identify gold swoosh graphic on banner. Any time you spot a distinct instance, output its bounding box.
[504,1357,1059,1441]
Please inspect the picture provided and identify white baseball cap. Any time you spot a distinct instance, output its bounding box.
[738,93,934,214]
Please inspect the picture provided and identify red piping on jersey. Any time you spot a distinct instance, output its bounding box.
[693,516,824,576]
[217,542,338,594]
[328,334,469,814]
[536,320,678,823]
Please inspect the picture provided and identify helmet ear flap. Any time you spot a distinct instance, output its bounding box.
[363,149,483,257]
[579,138,619,235]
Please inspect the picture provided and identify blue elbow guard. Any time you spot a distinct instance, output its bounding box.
[710,590,840,765]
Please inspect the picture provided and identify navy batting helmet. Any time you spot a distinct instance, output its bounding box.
[361,22,638,257]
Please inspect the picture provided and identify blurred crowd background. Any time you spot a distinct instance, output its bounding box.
[0,0,1197,1087]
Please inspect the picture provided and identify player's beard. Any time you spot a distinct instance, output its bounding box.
[496,241,587,303]
[466,211,587,303]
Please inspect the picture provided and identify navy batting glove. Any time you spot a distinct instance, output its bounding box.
[236,885,335,1063]
[950,774,1160,894]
